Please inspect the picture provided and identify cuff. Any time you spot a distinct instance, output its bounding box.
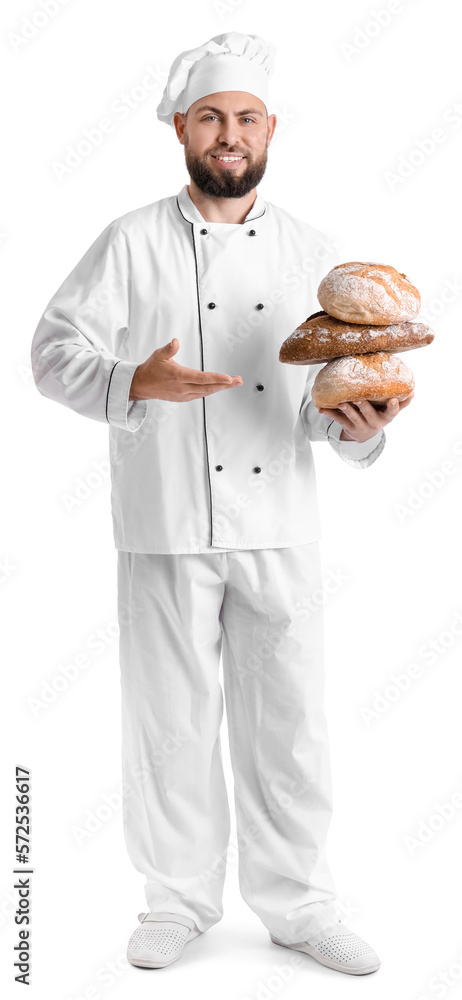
[327,419,385,460]
[106,360,148,432]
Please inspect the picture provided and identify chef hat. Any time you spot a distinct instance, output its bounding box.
[156,31,276,129]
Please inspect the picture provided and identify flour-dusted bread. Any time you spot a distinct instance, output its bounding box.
[311,352,415,410]
[317,262,421,324]
[279,310,433,365]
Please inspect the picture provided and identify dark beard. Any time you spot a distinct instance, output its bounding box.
[183,139,268,198]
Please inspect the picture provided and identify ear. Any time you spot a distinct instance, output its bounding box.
[173,112,187,143]
[267,113,277,145]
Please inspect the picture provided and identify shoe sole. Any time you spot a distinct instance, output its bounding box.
[270,936,381,975]
[127,953,182,969]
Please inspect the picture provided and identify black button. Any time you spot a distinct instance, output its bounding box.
[256,303,264,310]
[248,229,256,236]
[253,467,262,474]
[208,302,216,309]
[215,465,223,471]
[256,384,264,391]
[200,228,208,235]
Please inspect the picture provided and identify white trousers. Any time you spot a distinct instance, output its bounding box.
[116,542,340,943]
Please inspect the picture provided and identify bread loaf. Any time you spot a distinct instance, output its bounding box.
[279,311,433,365]
[311,352,415,409]
[317,262,421,324]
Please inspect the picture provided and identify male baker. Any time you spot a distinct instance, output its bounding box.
[31,30,413,976]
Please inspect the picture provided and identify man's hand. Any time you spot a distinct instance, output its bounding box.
[317,391,414,442]
[129,337,243,401]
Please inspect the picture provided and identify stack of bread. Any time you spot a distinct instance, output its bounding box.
[279,262,435,411]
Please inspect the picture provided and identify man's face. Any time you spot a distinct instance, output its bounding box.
[174,91,276,198]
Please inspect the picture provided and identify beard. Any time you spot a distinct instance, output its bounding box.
[183,134,268,198]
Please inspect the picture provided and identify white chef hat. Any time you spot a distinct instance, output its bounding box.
[156,31,276,129]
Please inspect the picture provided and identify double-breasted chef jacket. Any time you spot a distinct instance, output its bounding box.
[31,184,385,553]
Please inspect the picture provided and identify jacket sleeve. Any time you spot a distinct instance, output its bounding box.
[31,222,148,432]
[299,363,386,470]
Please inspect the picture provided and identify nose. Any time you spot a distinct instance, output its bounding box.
[216,119,241,147]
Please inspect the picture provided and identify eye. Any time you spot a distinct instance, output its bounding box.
[202,115,256,123]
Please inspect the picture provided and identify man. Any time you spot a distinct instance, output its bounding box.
[31,31,412,976]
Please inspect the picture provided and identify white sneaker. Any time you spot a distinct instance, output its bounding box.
[127,911,200,968]
[270,921,381,975]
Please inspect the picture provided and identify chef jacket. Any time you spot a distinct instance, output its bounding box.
[31,183,385,553]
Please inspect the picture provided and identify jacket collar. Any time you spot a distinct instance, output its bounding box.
[176,183,267,225]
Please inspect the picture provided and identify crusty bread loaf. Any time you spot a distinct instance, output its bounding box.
[279,311,433,365]
[317,262,421,324]
[311,352,415,409]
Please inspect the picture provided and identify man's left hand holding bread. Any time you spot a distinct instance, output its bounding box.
[318,391,415,443]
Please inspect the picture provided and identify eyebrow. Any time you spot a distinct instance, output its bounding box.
[193,104,264,117]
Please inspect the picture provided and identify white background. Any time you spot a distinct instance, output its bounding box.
[2,0,462,997]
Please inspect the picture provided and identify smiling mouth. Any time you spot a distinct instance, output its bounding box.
[211,154,246,162]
